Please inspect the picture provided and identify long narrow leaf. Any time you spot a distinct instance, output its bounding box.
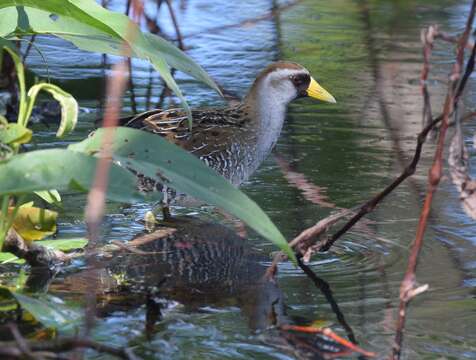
[0,0,222,119]
[70,127,295,261]
[0,148,145,203]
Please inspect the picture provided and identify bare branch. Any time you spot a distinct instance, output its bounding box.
[392,2,476,358]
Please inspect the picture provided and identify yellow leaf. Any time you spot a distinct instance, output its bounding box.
[310,319,333,329]
[9,206,58,242]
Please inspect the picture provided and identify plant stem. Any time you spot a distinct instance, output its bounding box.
[0,195,10,250]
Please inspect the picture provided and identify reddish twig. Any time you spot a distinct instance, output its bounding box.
[391,2,476,359]
[83,0,144,338]
[280,325,376,358]
[275,155,336,209]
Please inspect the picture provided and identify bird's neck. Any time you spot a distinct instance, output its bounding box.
[244,86,288,163]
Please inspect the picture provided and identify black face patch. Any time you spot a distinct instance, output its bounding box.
[290,73,311,97]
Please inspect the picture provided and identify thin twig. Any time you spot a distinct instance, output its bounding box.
[126,57,138,114]
[318,114,442,253]
[164,0,185,50]
[83,0,143,338]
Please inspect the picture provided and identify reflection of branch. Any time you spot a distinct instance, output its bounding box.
[127,57,138,113]
[392,2,476,358]
[421,26,436,128]
[275,155,335,208]
[165,0,185,50]
[177,0,302,40]
[298,260,357,344]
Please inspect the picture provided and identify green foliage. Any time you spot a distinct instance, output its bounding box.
[0,123,32,146]
[0,148,145,203]
[0,44,80,251]
[70,127,295,261]
[0,0,222,124]
[12,292,82,332]
[0,2,295,263]
[23,83,78,137]
[10,203,58,242]
[34,190,61,205]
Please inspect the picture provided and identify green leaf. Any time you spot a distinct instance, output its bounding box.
[0,252,22,264]
[0,123,32,145]
[37,238,88,251]
[24,83,78,137]
[70,127,295,261]
[34,189,61,204]
[0,0,222,118]
[0,148,145,203]
[12,292,81,333]
[144,33,222,96]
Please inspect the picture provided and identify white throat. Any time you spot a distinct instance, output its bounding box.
[252,69,300,162]
[254,91,288,160]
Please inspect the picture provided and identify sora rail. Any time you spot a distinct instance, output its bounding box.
[121,61,336,187]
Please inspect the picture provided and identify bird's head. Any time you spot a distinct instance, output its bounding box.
[247,61,336,106]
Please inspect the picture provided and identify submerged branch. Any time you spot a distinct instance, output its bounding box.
[2,228,71,267]
[0,335,139,360]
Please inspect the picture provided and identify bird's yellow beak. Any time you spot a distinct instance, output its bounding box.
[306,77,336,103]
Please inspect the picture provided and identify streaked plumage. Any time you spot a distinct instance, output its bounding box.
[121,61,336,187]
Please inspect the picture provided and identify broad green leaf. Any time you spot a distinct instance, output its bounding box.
[12,292,82,333]
[70,127,295,261]
[36,238,88,251]
[0,148,145,203]
[34,189,61,204]
[24,83,78,137]
[0,252,23,264]
[0,123,32,145]
[0,237,88,264]
[9,204,57,242]
[0,0,222,119]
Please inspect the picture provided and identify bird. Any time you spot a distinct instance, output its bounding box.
[121,61,336,189]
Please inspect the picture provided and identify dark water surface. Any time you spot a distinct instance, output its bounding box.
[4,0,476,358]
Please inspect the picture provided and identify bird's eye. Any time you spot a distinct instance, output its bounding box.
[290,75,304,86]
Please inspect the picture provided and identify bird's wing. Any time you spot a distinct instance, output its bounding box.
[119,106,252,157]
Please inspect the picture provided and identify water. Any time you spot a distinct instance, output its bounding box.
[2,0,476,358]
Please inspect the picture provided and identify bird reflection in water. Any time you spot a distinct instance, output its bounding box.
[38,217,358,358]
